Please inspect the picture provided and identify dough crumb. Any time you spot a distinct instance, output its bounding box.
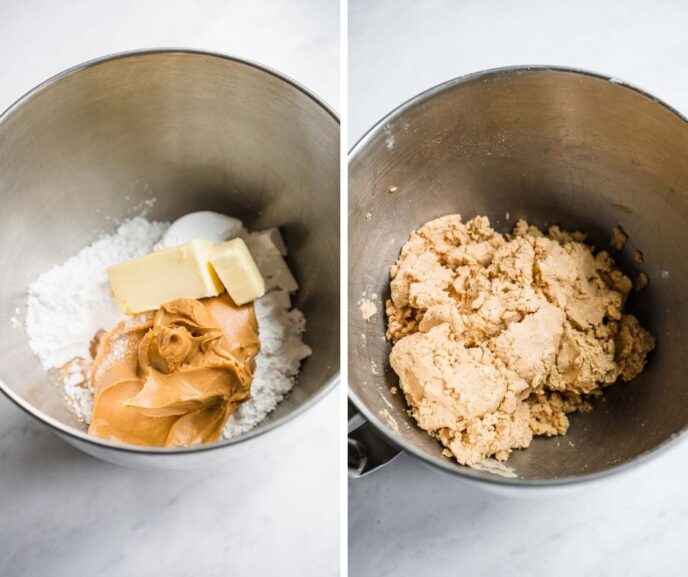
[359,297,378,321]
[387,215,655,466]
[389,186,398,193]
[611,225,628,250]
[635,271,649,292]
[633,250,644,263]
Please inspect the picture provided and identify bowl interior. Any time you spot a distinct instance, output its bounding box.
[349,68,688,483]
[0,51,339,448]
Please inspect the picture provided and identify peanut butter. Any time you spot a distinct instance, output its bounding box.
[88,295,259,447]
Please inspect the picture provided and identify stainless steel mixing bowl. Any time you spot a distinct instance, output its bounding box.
[0,49,339,468]
[349,66,688,488]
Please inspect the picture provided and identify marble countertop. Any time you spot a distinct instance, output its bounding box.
[0,1,339,576]
[349,1,688,575]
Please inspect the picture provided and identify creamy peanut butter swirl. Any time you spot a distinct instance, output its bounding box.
[88,295,259,447]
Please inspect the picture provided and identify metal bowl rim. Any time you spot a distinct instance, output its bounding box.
[348,64,688,488]
[0,47,340,456]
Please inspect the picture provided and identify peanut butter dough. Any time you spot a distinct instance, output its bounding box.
[386,215,655,466]
[88,295,259,447]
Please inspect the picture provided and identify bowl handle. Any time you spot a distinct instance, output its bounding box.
[348,400,402,478]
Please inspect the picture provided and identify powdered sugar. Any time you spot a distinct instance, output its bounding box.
[10,307,21,329]
[54,357,93,423]
[26,217,168,368]
[25,212,311,441]
[223,290,312,437]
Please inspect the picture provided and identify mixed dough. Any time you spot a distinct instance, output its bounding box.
[386,215,655,466]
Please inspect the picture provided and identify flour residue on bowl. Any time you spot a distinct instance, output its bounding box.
[471,458,518,479]
[379,408,401,436]
[383,124,395,151]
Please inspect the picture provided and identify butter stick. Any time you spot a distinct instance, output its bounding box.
[209,238,265,305]
[107,239,224,314]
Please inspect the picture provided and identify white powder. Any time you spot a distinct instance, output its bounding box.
[55,358,94,423]
[25,213,311,440]
[224,290,312,437]
[10,307,21,329]
[26,217,168,368]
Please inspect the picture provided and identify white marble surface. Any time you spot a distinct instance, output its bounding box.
[0,1,339,576]
[349,1,688,575]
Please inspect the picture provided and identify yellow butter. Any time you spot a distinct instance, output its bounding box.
[107,239,224,314]
[209,238,266,305]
